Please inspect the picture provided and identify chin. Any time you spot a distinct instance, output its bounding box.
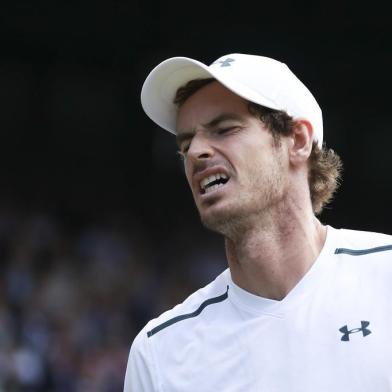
[199,206,243,237]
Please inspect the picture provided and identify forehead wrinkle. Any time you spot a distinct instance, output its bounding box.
[176,113,243,142]
[176,112,248,148]
[202,113,245,129]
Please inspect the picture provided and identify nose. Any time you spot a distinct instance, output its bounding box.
[187,134,214,161]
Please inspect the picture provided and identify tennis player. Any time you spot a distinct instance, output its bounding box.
[124,53,392,391]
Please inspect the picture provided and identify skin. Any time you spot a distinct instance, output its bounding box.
[176,81,326,301]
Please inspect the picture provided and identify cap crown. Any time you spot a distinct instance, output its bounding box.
[141,53,323,147]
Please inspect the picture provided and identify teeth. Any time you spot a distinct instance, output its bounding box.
[209,184,218,192]
[205,183,224,194]
[200,173,229,192]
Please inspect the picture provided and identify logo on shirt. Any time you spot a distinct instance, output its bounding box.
[213,58,235,67]
[339,321,371,341]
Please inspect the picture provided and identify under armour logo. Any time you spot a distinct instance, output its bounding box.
[213,58,235,67]
[339,321,371,341]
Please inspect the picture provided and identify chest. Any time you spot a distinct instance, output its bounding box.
[155,293,392,392]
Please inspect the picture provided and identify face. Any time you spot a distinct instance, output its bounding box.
[176,82,289,236]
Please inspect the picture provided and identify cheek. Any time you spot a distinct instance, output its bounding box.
[241,149,282,183]
[236,147,264,173]
[184,163,193,188]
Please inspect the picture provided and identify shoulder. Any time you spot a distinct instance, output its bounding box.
[132,268,229,345]
[125,269,229,391]
[146,268,229,338]
[332,226,392,256]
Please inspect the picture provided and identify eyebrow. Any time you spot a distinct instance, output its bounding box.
[176,113,244,147]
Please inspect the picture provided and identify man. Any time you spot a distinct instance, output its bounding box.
[124,54,392,391]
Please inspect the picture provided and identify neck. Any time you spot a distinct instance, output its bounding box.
[225,205,327,301]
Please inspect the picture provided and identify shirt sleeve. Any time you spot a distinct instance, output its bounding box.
[123,328,158,392]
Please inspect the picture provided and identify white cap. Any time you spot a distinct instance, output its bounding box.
[141,53,323,148]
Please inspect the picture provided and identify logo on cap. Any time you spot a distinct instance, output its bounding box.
[339,321,371,341]
[213,58,235,67]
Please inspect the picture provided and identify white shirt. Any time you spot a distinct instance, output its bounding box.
[124,226,392,391]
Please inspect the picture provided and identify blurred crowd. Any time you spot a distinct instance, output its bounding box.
[0,205,225,391]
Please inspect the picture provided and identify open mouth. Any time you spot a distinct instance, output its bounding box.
[200,173,230,195]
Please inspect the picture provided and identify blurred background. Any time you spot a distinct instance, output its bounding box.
[0,1,390,390]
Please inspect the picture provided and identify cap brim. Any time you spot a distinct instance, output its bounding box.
[141,57,212,134]
[141,56,281,135]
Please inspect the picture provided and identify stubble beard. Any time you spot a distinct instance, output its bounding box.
[198,157,286,240]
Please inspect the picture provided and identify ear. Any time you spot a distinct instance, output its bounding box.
[288,119,314,165]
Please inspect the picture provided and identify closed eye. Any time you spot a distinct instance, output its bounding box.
[176,150,186,161]
[180,143,190,154]
[216,126,239,135]
[176,132,193,155]
[177,143,190,160]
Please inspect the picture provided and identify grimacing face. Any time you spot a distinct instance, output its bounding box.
[176,81,290,236]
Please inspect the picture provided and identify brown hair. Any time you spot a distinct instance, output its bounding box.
[174,78,342,215]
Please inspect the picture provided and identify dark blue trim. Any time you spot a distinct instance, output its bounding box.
[335,244,392,256]
[147,286,229,338]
